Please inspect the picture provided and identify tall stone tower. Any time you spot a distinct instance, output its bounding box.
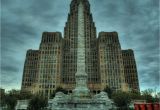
[62,0,100,92]
[98,32,126,91]
[21,50,39,93]
[21,32,63,97]
[122,49,140,92]
[37,32,63,97]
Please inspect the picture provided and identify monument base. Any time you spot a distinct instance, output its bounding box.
[48,92,116,110]
[73,86,90,99]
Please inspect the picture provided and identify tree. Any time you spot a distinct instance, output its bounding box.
[128,91,141,100]
[112,91,131,107]
[0,89,6,107]
[103,86,113,98]
[19,91,33,100]
[28,95,48,110]
[157,92,160,98]
[4,89,20,110]
[2,89,33,110]
[5,95,17,110]
[141,89,154,103]
[154,92,160,102]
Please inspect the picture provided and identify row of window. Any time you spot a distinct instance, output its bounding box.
[39,79,56,83]
[39,70,59,74]
[27,52,39,57]
[42,35,61,43]
[39,84,55,89]
[40,51,61,55]
[23,79,35,83]
[99,35,118,43]
[124,69,137,73]
[40,45,61,50]
[125,78,138,83]
[23,73,37,78]
[122,53,134,57]
[123,61,135,65]
[124,65,136,69]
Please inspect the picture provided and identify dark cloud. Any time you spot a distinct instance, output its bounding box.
[1,0,159,91]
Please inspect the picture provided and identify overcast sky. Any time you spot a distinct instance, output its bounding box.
[1,0,159,92]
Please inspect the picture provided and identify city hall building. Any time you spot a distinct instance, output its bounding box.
[21,0,139,97]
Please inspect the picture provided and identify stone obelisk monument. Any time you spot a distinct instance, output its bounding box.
[49,1,115,109]
[73,1,90,98]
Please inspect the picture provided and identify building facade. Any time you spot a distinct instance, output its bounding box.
[37,32,63,97]
[98,32,126,91]
[122,49,140,92]
[21,32,63,97]
[21,50,39,93]
[21,0,139,97]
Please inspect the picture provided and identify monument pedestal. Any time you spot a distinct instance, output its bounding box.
[72,73,90,98]
[48,92,116,110]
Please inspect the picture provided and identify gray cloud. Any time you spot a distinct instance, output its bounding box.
[90,0,159,91]
[1,0,159,91]
[1,65,19,73]
[1,0,70,91]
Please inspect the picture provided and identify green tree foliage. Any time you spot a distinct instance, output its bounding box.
[5,95,17,110]
[0,90,6,107]
[154,92,160,102]
[128,89,160,103]
[112,91,131,107]
[2,89,33,110]
[157,92,160,98]
[28,95,48,110]
[103,86,113,99]
[128,91,141,100]
[141,89,154,103]
[19,91,33,100]
[4,90,20,110]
